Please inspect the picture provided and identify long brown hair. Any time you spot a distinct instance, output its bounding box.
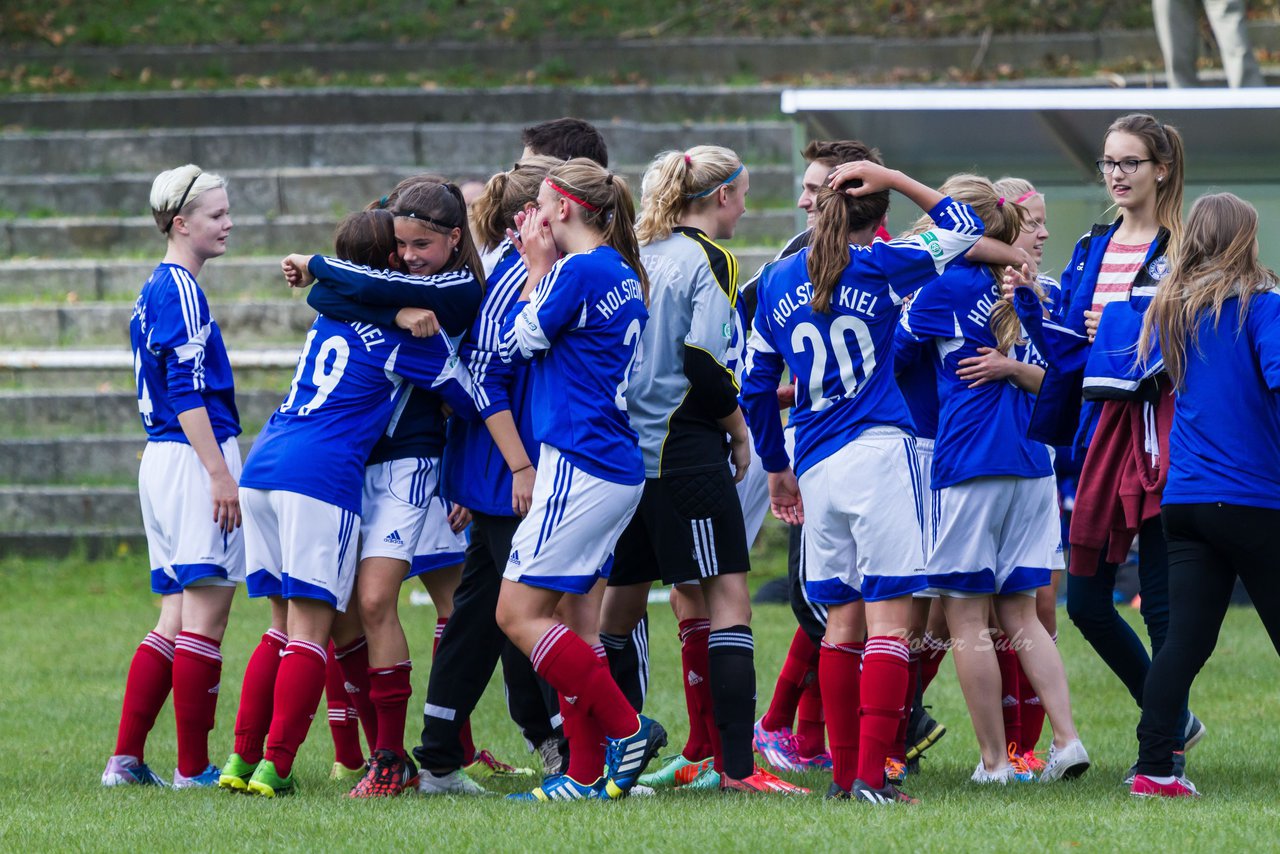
[635,145,744,245]
[545,158,650,302]
[806,185,890,313]
[334,209,397,270]
[1138,192,1275,388]
[1106,114,1185,255]
[392,182,486,294]
[470,156,561,252]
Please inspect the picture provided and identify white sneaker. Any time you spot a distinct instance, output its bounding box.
[1039,739,1090,782]
[416,768,494,796]
[970,761,1015,784]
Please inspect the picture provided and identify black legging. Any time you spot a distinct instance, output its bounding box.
[1135,502,1280,775]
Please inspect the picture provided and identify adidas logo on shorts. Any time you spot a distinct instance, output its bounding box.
[510,550,521,567]
[384,530,404,546]
[687,671,704,686]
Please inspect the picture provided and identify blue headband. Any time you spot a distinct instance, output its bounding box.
[685,164,744,199]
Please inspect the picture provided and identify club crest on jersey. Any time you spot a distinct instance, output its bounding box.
[920,230,945,259]
[1147,255,1170,281]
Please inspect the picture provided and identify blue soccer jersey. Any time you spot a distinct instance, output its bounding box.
[740,197,983,477]
[240,315,476,515]
[499,245,648,486]
[442,240,541,516]
[1164,290,1280,509]
[901,259,1053,488]
[129,263,240,443]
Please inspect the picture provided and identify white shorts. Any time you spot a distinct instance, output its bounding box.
[242,487,360,611]
[916,439,940,556]
[926,475,1058,597]
[735,432,770,551]
[139,437,245,595]
[503,444,643,595]
[410,496,467,577]
[798,428,929,604]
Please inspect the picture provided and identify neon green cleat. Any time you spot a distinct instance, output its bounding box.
[330,760,368,782]
[246,759,297,798]
[464,749,534,780]
[638,754,713,788]
[217,753,257,792]
[682,766,723,790]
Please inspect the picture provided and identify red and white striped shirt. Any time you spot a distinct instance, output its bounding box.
[1092,239,1151,314]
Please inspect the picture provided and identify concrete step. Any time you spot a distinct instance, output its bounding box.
[0,164,796,218]
[0,299,317,347]
[0,388,284,436]
[0,485,142,532]
[0,246,786,301]
[0,211,797,260]
[0,529,147,559]
[0,434,255,484]
[0,121,795,177]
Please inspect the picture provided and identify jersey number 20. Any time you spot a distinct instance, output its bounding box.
[790,317,876,411]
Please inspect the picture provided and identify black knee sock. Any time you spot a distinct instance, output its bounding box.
[600,613,649,712]
[709,624,756,780]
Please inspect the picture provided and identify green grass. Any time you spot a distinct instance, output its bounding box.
[2,551,1278,851]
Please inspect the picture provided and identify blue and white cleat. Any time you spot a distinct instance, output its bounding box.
[506,774,601,802]
[173,763,222,789]
[102,754,169,787]
[602,715,667,799]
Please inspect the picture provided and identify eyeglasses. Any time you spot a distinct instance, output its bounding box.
[1095,158,1154,175]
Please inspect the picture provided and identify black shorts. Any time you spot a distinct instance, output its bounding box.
[609,468,750,587]
[788,522,828,645]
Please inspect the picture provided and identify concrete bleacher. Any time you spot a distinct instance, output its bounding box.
[0,86,802,556]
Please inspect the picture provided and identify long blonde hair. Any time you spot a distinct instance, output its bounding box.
[635,145,744,245]
[1138,192,1275,388]
[546,158,650,302]
[909,173,1036,351]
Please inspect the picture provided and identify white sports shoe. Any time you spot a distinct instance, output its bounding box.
[416,768,494,796]
[970,761,1015,784]
[1039,739,1090,783]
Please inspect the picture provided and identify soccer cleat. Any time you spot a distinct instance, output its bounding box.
[536,736,568,779]
[349,749,417,798]
[1007,744,1036,782]
[217,753,257,792]
[851,778,918,805]
[752,718,805,772]
[826,782,852,800]
[1184,714,1207,751]
[602,715,667,799]
[173,763,222,789]
[417,767,494,796]
[885,757,908,786]
[1131,773,1199,798]
[904,711,947,762]
[506,774,601,802]
[246,759,297,797]
[682,766,723,790]
[1021,750,1046,773]
[464,749,534,780]
[102,754,168,787]
[720,766,810,795]
[970,761,1016,784]
[1038,739,1090,783]
[797,752,833,770]
[638,753,713,788]
[330,759,368,782]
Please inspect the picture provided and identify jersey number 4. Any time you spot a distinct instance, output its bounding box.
[790,317,877,412]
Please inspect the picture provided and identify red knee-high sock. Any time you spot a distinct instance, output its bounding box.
[369,660,413,758]
[233,628,286,763]
[795,673,826,758]
[325,641,366,768]
[918,633,949,694]
[889,651,920,763]
[856,637,910,787]
[561,645,608,783]
[678,619,715,762]
[114,632,175,759]
[761,627,819,733]
[264,640,328,777]
[1019,633,1053,753]
[173,632,223,778]
[819,641,862,792]
[995,637,1022,754]
[530,624,638,738]
[334,636,377,750]
[435,617,476,765]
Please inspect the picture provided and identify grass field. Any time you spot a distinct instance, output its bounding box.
[3,551,1279,852]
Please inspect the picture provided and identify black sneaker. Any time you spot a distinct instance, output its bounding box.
[851,778,919,805]
[905,706,947,762]
[826,781,851,800]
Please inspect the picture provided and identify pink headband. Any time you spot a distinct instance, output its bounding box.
[544,177,599,212]
[1014,189,1039,204]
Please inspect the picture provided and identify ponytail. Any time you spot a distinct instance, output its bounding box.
[636,145,744,245]
[807,185,889,313]
[1106,114,1185,256]
[470,155,561,252]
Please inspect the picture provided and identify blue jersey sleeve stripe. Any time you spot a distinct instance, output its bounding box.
[321,257,476,289]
